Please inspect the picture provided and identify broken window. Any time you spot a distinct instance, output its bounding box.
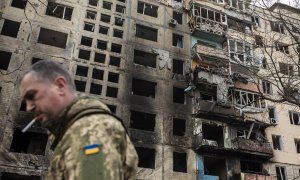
[111,43,122,53]
[262,80,272,94]
[228,18,252,34]
[276,166,287,180]
[237,129,258,140]
[173,118,185,136]
[108,72,119,83]
[11,0,27,9]
[99,26,109,35]
[132,78,156,98]
[97,40,107,50]
[38,28,68,48]
[113,29,123,39]
[172,34,183,48]
[94,53,106,63]
[1,172,40,180]
[32,57,42,64]
[116,5,125,13]
[197,83,217,101]
[106,86,118,98]
[279,63,293,76]
[276,42,289,54]
[0,50,12,70]
[173,152,187,173]
[228,0,248,10]
[229,39,252,64]
[78,49,90,60]
[100,14,110,23]
[86,10,97,20]
[173,87,185,104]
[195,6,226,24]
[115,17,124,26]
[134,49,156,68]
[135,147,155,169]
[84,22,95,32]
[110,56,121,67]
[252,16,260,26]
[271,22,285,34]
[102,1,112,10]
[173,59,183,74]
[240,160,263,173]
[10,129,47,155]
[289,112,300,125]
[1,19,20,38]
[268,107,277,122]
[272,134,283,150]
[136,24,158,42]
[262,58,267,69]
[46,2,73,20]
[173,11,182,24]
[137,1,158,17]
[130,110,155,131]
[255,35,263,47]
[89,0,98,6]
[76,65,88,77]
[92,68,104,80]
[228,89,263,108]
[107,105,117,114]
[202,123,224,147]
[81,36,93,47]
[295,139,300,153]
[75,80,86,92]
[90,83,102,95]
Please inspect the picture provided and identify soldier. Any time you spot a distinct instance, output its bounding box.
[19,60,138,180]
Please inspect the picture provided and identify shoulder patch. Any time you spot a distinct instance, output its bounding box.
[83,144,100,155]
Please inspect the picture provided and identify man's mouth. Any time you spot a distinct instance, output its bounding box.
[34,113,43,121]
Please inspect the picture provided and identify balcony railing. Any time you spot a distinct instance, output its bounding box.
[189,16,227,36]
[195,44,229,60]
[195,99,270,124]
[233,137,273,155]
[240,172,277,180]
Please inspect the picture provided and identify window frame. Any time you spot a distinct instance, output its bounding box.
[262,80,272,94]
[137,1,158,18]
[229,39,253,64]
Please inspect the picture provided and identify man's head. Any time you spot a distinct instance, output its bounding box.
[19,60,77,127]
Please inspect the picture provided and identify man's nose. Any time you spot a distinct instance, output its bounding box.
[26,101,36,112]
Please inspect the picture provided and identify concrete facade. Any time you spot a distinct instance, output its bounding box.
[0,0,195,179]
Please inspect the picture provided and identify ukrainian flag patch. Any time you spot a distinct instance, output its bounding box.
[83,144,100,155]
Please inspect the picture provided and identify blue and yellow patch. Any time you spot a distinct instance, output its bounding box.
[83,144,100,155]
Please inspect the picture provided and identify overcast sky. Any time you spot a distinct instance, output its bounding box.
[279,0,296,6]
[254,0,299,8]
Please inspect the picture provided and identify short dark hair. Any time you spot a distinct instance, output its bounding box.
[21,60,76,92]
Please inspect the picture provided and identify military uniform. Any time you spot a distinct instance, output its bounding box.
[45,95,138,180]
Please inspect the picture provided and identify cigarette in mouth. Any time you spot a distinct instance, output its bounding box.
[22,118,36,133]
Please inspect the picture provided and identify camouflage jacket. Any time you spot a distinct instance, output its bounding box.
[45,95,138,180]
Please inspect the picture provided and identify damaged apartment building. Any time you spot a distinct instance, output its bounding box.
[0,0,300,180]
[188,0,300,180]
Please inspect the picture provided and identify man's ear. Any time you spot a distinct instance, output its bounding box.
[54,76,68,94]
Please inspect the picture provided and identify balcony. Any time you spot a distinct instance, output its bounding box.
[195,99,270,125]
[240,172,277,180]
[194,44,229,61]
[233,137,273,156]
[189,16,227,36]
